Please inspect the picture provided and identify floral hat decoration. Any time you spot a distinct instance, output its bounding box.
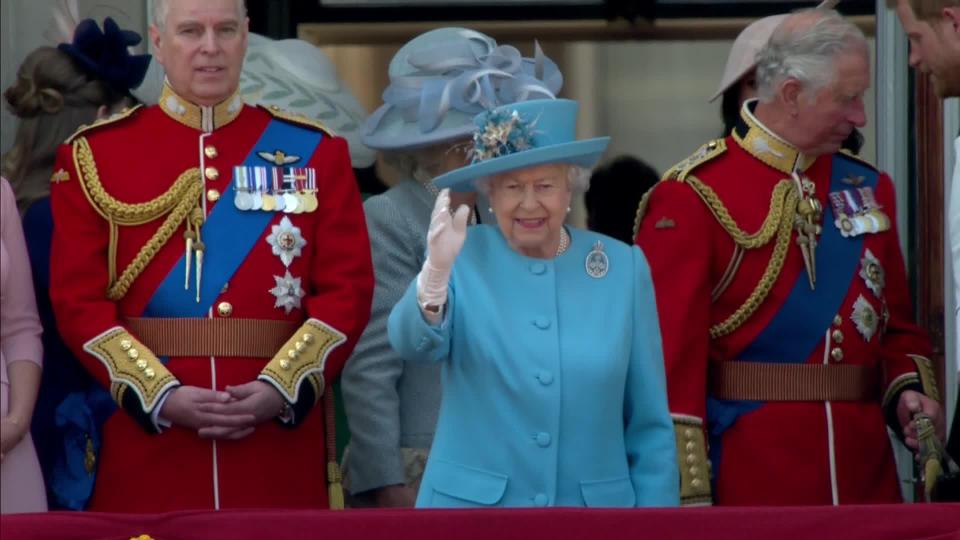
[432,98,610,192]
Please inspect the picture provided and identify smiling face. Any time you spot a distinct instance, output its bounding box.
[488,163,573,259]
[150,0,248,106]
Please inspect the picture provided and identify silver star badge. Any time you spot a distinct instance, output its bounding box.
[850,294,878,342]
[859,249,885,298]
[266,216,306,267]
[269,270,305,314]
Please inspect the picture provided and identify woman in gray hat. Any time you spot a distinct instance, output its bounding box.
[340,27,561,507]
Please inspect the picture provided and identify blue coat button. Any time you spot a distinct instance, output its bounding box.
[536,432,551,447]
[537,371,554,385]
[534,493,549,507]
[529,262,547,275]
[533,317,551,330]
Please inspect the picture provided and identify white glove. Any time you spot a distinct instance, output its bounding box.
[417,188,470,312]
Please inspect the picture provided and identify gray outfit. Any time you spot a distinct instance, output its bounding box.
[342,178,442,495]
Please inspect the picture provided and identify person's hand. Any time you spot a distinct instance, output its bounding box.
[196,381,286,439]
[159,385,256,440]
[374,484,417,508]
[418,188,470,309]
[897,390,945,450]
[0,417,27,461]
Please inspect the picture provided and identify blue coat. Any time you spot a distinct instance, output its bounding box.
[388,225,679,508]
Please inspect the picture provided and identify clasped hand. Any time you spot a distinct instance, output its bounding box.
[159,381,285,440]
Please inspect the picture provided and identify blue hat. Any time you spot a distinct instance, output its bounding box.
[433,99,610,192]
[362,27,563,152]
[58,17,151,95]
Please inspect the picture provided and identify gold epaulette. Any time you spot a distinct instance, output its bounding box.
[66,105,144,143]
[635,139,727,234]
[664,139,727,182]
[260,104,336,137]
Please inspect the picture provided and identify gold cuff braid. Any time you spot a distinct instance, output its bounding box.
[673,415,712,505]
[83,327,179,413]
[908,354,940,402]
[258,318,347,404]
[72,136,203,300]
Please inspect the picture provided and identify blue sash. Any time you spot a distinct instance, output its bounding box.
[145,120,323,317]
[54,117,323,509]
[706,154,879,486]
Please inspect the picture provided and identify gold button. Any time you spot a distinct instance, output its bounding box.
[136,359,148,370]
[295,341,306,353]
[685,441,695,452]
[204,145,218,159]
[689,466,700,477]
[145,368,156,380]
[831,330,844,343]
[207,189,221,202]
[684,429,695,440]
[120,340,132,351]
[217,302,233,317]
[303,333,314,344]
[127,349,139,360]
[691,479,703,489]
[287,349,298,360]
[204,166,219,181]
[280,359,291,370]
[686,454,696,465]
[833,315,843,327]
[831,348,844,362]
[708,141,718,149]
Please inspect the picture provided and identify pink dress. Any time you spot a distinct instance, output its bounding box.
[0,177,47,514]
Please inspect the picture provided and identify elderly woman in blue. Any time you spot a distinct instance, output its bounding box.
[387,98,679,508]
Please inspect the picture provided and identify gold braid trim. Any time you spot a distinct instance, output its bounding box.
[72,136,201,300]
[709,186,798,339]
[685,177,793,250]
[74,137,198,226]
[632,185,656,239]
[107,178,201,300]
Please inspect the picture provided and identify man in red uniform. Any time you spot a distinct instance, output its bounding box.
[49,0,373,511]
[635,9,944,505]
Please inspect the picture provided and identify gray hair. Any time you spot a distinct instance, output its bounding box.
[755,9,867,102]
[476,164,591,196]
[152,0,248,30]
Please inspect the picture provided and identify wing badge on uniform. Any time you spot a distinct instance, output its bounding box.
[257,149,302,166]
[51,168,70,183]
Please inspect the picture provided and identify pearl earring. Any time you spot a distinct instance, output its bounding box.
[488,207,493,213]
[566,207,571,213]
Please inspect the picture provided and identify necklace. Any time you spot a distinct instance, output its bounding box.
[556,227,569,256]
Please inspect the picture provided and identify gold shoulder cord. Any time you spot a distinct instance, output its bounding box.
[687,178,798,338]
[73,136,202,300]
[632,139,800,337]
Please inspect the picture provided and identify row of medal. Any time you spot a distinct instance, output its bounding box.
[233,166,319,213]
[827,186,890,238]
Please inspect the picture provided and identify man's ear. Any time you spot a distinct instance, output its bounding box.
[779,78,805,114]
[149,25,163,65]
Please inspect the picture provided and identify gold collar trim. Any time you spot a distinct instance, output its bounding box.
[732,99,816,174]
[158,80,243,133]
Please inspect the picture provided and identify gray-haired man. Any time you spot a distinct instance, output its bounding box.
[635,9,943,505]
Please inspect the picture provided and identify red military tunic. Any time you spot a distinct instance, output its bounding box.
[49,83,373,512]
[635,103,936,506]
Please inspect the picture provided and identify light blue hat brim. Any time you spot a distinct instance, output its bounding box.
[434,137,610,192]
